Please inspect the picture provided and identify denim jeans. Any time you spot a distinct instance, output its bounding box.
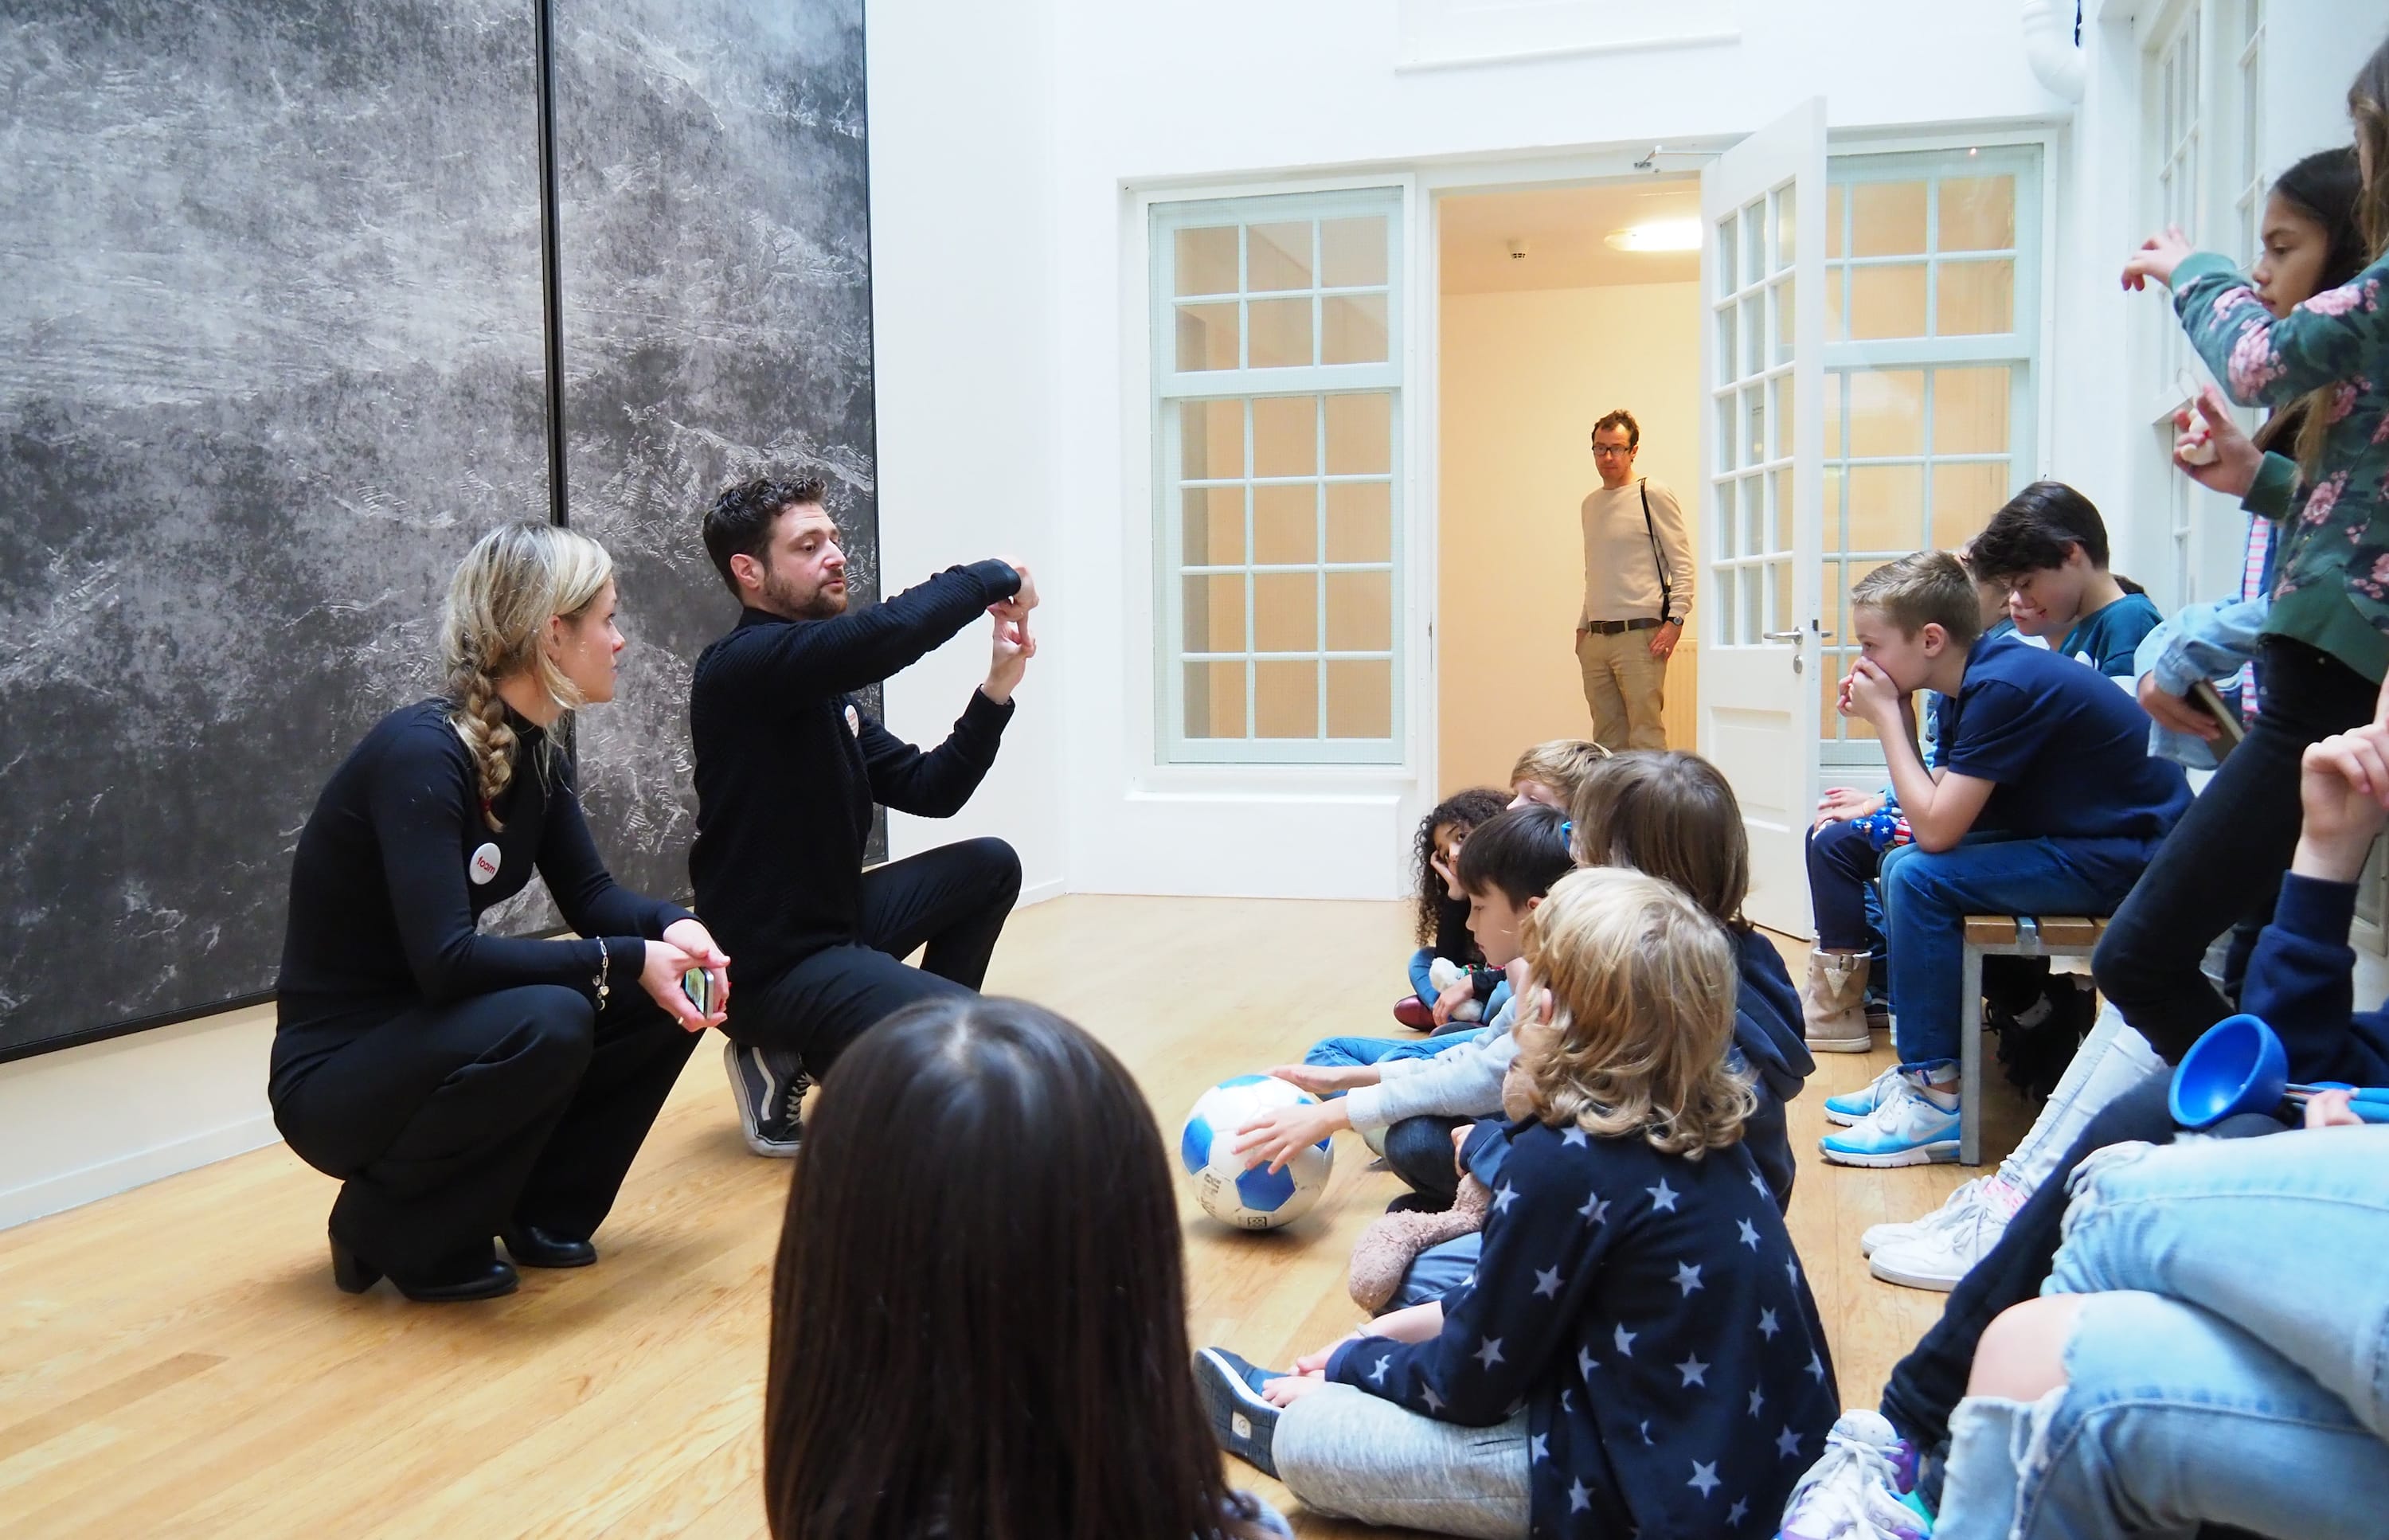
[1877,1077,2282,1466]
[1935,1130,2389,1538]
[1308,1030,1488,1072]
[1879,834,2153,1065]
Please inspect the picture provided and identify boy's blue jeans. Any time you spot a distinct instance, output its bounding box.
[1879,833,2153,1066]
[1307,1030,1488,1071]
[1936,1129,2389,1538]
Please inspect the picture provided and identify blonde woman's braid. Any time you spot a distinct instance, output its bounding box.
[438,521,613,834]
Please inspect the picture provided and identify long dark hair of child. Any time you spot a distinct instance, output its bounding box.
[1566,750,1750,932]
[763,997,1277,1540]
[2252,147,2367,476]
[2352,36,2389,261]
[1411,787,1508,948]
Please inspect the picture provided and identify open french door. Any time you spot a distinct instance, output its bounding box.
[1698,100,1827,937]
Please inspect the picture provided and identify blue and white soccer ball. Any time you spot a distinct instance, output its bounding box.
[1179,1073,1334,1230]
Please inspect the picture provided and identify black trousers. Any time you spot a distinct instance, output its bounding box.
[1384,1114,1468,1208]
[1878,1077,2285,1463]
[2092,638,2377,1063]
[725,836,1022,1078]
[272,984,698,1278]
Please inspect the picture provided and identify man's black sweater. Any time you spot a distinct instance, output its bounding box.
[688,560,1022,983]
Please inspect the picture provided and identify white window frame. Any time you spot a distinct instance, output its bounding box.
[1140,181,1418,770]
[1815,141,2048,768]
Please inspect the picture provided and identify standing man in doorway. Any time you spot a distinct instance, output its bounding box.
[1576,407,1694,751]
[690,475,1037,1157]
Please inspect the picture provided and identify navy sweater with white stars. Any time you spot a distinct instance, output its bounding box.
[1326,1117,1840,1539]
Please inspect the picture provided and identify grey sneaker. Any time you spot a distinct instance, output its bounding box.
[724,1041,809,1157]
[1193,1347,1284,1479]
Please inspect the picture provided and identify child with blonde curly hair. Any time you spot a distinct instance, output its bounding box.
[1197,866,1839,1539]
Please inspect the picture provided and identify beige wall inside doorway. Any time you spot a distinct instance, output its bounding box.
[1437,279,1703,794]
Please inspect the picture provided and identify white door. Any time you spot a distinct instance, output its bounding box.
[1698,100,1826,937]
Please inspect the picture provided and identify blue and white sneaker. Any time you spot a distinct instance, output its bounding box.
[1824,1064,1908,1127]
[1193,1347,1284,1479]
[724,1041,810,1158]
[1821,1064,1961,1167]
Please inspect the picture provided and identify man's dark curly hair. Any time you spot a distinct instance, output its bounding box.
[703,474,829,598]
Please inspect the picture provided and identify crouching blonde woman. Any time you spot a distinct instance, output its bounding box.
[270,522,729,1302]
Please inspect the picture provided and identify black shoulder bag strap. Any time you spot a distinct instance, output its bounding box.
[1639,478,1674,624]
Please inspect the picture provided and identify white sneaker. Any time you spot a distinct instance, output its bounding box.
[1823,1065,1906,1127]
[1820,1068,1960,1168]
[1868,1185,2012,1292]
[1859,1175,1988,1258]
[1775,1410,1927,1540]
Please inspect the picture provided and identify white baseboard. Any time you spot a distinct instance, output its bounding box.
[1018,876,1065,909]
[0,1113,282,1233]
[0,1002,282,1233]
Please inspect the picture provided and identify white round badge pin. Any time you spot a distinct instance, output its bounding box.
[469,842,502,885]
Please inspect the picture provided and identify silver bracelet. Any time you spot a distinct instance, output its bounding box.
[594,942,611,1007]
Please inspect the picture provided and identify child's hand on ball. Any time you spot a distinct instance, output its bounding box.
[1234,1100,1350,1174]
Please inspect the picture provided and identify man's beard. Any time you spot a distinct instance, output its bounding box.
[762,565,849,621]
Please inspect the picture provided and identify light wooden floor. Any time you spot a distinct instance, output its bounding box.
[0,895,2027,1538]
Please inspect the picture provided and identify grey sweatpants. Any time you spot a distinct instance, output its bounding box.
[1274,1384,1531,1538]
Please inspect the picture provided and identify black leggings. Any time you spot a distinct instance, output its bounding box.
[272,983,698,1278]
[2093,638,2377,1062]
[726,836,1022,1078]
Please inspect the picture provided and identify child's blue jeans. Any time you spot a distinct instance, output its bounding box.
[1307,1030,1488,1072]
[1879,833,2152,1065]
[1936,1128,2389,1538]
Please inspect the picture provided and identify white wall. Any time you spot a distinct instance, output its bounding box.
[1038,3,2076,900]
[866,0,1068,903]
[1438,280,1703,792]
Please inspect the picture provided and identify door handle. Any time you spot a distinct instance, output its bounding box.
[1761,629,1804,641]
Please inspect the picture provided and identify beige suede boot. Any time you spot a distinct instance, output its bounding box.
[1803,950,1874,1053]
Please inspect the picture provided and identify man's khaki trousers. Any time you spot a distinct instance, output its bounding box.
[1574,625,1669,751]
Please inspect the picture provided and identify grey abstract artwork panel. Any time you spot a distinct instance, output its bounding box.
[0,1,551,1054]
[549,0,884,887]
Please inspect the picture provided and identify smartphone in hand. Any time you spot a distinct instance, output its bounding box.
[682,967,714,1016]
[2188,679,2246,759]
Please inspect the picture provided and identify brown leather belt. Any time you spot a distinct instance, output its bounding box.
[1578,617,1664,635]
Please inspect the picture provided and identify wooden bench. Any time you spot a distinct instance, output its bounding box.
[1957,915,2109,1165]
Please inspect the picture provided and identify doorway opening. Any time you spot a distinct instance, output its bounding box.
[1433,177,1704,795]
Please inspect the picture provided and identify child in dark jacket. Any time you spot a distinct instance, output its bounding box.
[1195,867,1840,1539]
[1571,749,1815,1211]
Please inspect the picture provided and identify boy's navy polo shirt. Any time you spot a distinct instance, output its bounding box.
[1940,631,2191,842]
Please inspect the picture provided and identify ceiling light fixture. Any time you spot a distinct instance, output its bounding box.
[1605,218,1701,253]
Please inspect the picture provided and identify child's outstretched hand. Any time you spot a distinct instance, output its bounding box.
[2296,726,2389,880]
[1234,1099,1350,1173]
[1267,1062,1378,1095]
[2121,225,2192,291]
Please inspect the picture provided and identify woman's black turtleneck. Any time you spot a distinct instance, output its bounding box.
[272,699,690,1093]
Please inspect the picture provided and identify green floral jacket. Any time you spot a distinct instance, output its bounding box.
[2176,248,2389,683]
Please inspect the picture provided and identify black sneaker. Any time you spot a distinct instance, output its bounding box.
[724,1041,810,1157]
[1193,1348,1284,1478]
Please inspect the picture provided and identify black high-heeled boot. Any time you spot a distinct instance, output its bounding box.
[328,1233,518,1304]
[502,1224,597,1268]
